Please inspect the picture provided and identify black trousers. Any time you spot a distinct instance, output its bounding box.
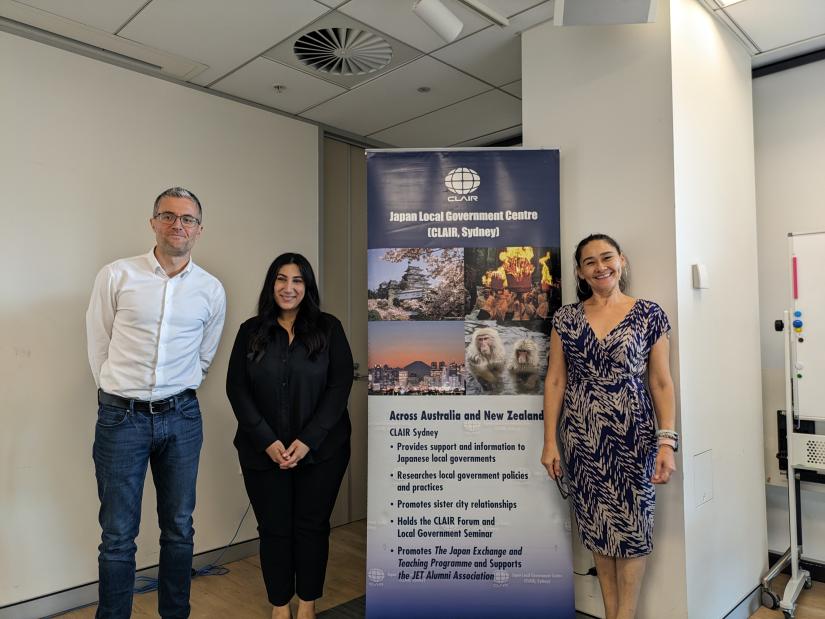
[242,447,350,606]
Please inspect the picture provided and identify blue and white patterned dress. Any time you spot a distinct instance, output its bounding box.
[552,299,670,558]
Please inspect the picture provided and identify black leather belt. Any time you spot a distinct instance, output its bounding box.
[98,389,196,414]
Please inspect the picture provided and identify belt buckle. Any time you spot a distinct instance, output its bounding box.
[149,399,155,414]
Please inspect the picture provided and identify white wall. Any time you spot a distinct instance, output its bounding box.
[669,0,766,616]
[524,1,766,616]
[753,58,825,563]
[522,2,688,616]
[0,31,320,607]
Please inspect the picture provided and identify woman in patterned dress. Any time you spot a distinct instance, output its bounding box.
[541,234,677,619]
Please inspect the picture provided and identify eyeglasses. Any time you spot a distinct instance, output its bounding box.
[554,473,570,500]
[153,212,201,228]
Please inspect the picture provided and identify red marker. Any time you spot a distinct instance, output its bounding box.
[792,256,798,300]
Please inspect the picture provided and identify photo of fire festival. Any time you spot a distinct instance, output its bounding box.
[464,246,562,329]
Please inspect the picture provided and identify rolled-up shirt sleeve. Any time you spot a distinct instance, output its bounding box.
[226,322,279,452]
[298,319,354,451]
[86,265,116,388]
[200,283,227,376]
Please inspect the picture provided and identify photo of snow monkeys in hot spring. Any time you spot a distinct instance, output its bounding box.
[464,321,548,395]
[509,337,541,393]
[466,326,505,389]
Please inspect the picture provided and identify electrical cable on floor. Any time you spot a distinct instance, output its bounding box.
[133,502,252,594]
[573,567,598,577]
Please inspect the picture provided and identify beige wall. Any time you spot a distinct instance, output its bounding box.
[669,0,766,616]
[522,2,686,616]
[523,0,766,616]
[0,31,319,606]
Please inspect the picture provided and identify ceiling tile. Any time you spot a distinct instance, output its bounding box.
[371,89,521,147]
[0,0,207,78]
[501,0,555,27]
[300,55,490,136]
[753,32,825,67]
[118,0,327,86]
[339,0,490,53]
[725,0,825,52]
[452,125,522,147]
[12,0,148,32]
[211,57,346,115]
[480,0,554,19]
[502,80,521,98]
[432,1,554,85]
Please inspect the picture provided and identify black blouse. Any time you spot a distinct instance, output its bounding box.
[226,313,353,470]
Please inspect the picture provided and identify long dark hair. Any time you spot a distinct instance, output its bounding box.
[248,253,329,360]
[574,233,629,302]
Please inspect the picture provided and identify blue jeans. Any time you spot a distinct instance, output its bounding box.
[93,394,203,619]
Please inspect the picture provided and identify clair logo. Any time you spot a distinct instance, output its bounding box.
[444,167,480,202]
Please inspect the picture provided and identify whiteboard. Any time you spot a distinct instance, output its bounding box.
[791,232,825,421]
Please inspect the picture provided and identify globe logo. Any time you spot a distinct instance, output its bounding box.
[367,567,385,583]
[445,167,480,195]
[494,570,510,584]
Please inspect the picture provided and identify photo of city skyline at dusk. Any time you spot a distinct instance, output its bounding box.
[368,321,466,395]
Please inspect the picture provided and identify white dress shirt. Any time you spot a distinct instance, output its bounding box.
[86,249,227,400]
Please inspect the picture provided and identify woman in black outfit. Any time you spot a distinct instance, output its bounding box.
[227,253,353,619]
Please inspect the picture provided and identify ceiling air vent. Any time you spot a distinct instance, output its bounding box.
[264,14,417,88]
[293,28,392,76]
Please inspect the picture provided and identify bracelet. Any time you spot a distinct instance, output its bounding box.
[658,439,676,450]
[656,429,679,441]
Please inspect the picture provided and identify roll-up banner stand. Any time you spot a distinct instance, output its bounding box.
[365,149,574,618]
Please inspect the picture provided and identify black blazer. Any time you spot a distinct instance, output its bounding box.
[226,313,353,470]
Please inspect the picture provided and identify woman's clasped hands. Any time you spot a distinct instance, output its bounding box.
[265,439,310,469]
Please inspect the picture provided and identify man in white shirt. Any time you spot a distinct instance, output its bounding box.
[86,187,226,619]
